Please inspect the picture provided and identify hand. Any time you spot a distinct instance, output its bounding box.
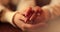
[30,6,49,24]
[13,6,49,32]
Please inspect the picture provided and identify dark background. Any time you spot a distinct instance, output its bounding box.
[0,22,22,32]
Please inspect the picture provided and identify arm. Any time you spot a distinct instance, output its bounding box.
[42,0,60,19]
[0,4,16,26]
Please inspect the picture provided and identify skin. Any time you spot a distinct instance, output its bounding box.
[14,6,49,32]
[0,0,49,32]
[1,0,60,32]
[13,0,50,32]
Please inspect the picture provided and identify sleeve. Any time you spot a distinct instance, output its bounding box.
[0,5,16,26]
[41,0,60,19]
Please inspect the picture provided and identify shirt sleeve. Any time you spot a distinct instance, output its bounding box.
[0,5,16,26]
[42,0,60,19]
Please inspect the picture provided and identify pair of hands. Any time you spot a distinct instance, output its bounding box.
[13,6,48,32]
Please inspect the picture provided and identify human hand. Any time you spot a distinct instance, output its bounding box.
[13,6,49,32]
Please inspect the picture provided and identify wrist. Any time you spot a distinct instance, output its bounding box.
[6,12,16,26]
[1,11,16,26]
[41,6,51,21]
[12,12,29,31]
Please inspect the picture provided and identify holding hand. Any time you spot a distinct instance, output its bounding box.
[13,6,49,32]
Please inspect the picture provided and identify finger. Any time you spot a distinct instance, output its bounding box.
[27,6,42,24]
[23,7,35,17]
[26,12,37,24]
[15,13,28,23]
[33,6,43,13]
[22,7,35,23]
